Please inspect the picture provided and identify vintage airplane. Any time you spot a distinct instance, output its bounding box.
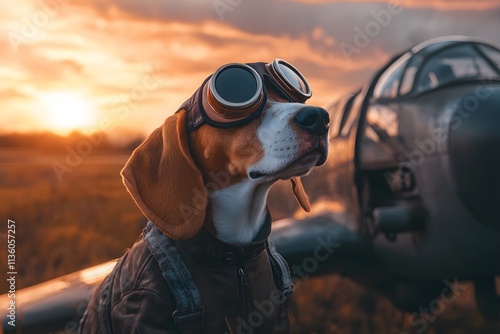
[1,36,500,333]
[274,35,500,319]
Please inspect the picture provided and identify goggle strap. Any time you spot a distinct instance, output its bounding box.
[180,77,211,132]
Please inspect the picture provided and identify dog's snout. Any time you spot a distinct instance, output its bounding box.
[294,107,329,135]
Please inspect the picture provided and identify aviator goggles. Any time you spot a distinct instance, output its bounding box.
[182,59,312,131]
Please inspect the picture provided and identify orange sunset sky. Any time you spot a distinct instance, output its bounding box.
[1,0,500,136]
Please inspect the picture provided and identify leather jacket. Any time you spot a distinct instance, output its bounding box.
[79,217,292,334]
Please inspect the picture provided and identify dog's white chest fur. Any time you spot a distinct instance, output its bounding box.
[210,180,272,244]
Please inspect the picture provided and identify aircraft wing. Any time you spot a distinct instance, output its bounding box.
[0,213,363,333]
[0,261,116,334]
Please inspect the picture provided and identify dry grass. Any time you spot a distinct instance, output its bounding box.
[0,152,143,291]
[0,150,499,333]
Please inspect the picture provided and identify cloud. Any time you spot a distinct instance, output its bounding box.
[67,0,500,66]
[0,0,499,134]
[284,0,500,11]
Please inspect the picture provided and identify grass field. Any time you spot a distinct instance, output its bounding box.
[1,149,499,333]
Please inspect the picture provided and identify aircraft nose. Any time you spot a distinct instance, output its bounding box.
[448,90,500,231]
[294,106,330,135]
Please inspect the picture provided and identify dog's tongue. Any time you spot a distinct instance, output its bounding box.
[291,177,311,212]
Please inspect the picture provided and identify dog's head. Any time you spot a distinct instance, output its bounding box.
[122,59,329,239]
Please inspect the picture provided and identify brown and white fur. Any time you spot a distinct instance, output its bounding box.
[121,75,329,244]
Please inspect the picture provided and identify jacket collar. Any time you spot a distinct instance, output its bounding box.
[174,212,271,266]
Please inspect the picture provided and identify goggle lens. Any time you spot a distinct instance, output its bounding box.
[214,66,259,105]
[276,61,309,95]
[269,59,311,101]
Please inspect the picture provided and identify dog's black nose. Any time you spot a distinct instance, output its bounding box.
[294,107,329,135]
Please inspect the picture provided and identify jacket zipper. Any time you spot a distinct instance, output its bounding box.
[237,249,248,332]
[237,266,248,331]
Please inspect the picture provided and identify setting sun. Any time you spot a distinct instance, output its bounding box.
[40,92,97,134]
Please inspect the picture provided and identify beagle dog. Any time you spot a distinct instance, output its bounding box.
[80,59,329,334]
[122,60,329,244]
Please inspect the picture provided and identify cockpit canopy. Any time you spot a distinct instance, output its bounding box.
[373,37,500,99]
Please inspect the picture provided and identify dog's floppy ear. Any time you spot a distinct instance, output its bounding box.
[121,109,207,240]
[291,177,311,212]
